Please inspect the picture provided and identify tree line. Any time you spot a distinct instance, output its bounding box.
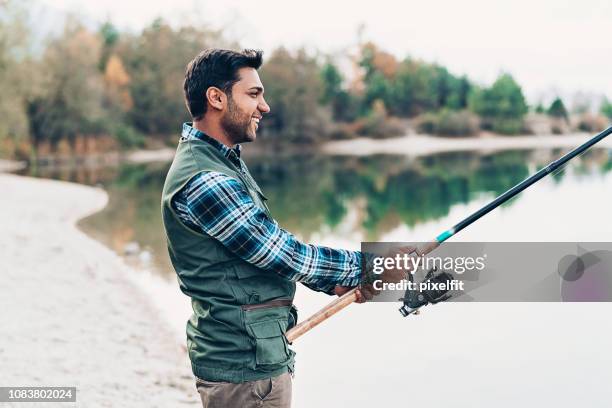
[1,2,611,160]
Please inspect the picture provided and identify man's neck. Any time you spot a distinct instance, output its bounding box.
[193,119,235,148]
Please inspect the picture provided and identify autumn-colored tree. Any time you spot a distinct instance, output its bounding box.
[0,0,32,158]
[27,20,107,154]
[104,54,132,111]
[360,42,398,79]
[118,19,228,136]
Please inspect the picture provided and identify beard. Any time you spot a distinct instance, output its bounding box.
[220,96,256,144]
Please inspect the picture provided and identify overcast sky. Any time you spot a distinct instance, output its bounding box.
[39,0,612,105]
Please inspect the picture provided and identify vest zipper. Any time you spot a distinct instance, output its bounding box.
[241,298,293,311]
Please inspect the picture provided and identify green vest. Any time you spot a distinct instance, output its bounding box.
[161,136,297,383]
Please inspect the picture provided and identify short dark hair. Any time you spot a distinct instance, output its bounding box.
[183,48,263,120]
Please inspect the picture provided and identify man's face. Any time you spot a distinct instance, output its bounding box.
[220,67,270,144]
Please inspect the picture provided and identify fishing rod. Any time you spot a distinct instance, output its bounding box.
[285,125,612,343]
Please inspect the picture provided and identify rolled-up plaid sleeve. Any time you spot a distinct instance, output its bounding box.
[172,171,363,294]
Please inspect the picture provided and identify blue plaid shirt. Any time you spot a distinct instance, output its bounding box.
[171,123,363,294]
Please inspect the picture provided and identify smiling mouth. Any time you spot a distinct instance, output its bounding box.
[252,117,260,130]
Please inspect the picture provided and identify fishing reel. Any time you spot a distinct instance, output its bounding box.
[399,267,454,317]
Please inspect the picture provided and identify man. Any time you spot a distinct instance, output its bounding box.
[161,48,379,408]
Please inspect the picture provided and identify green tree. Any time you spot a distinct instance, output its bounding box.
[320,61,357,121]
[432,65,453,108]
[407,62,439,114]
[357,47,473,118]
[100,21,119,47]
[364,71,392,111]
[600,98,612,120]
[469,73,528,134]
[320,62,343,104]
[98,21,120,70]
[445,75,471,110]
[390,58,438,116]
[547,97,568,120]
[390,60,414,116]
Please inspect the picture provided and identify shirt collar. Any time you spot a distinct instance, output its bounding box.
[181,122,242,160]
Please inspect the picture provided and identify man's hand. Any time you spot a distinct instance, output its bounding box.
[333,284,377,303]
[380,245,417,284]
[334,245,417,303]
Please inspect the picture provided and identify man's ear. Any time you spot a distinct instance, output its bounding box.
[205,87,226,111]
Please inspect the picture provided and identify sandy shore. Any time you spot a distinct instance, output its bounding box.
[126,148,176,163]
[0,159,27,172]
[323,132,612,156]
[0,174,199,407]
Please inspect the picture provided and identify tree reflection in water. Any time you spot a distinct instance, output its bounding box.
[20,148,612,277]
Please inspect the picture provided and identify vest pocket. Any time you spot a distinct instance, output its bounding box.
[247,320,290,367]
[243,304,292,370]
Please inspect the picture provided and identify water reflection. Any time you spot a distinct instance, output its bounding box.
[19,148,612,278]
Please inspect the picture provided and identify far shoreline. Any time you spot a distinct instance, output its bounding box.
[3,131,612,172]
[128,132,612,163]
[321,132,612,156]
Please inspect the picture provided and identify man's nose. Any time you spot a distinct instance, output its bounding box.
[259,98,271,114]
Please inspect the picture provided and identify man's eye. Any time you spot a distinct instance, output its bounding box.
[250,93,258,98]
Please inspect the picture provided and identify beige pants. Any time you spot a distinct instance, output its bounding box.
[196,372,292,408]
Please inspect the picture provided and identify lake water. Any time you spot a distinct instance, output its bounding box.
[21,146,612,407]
